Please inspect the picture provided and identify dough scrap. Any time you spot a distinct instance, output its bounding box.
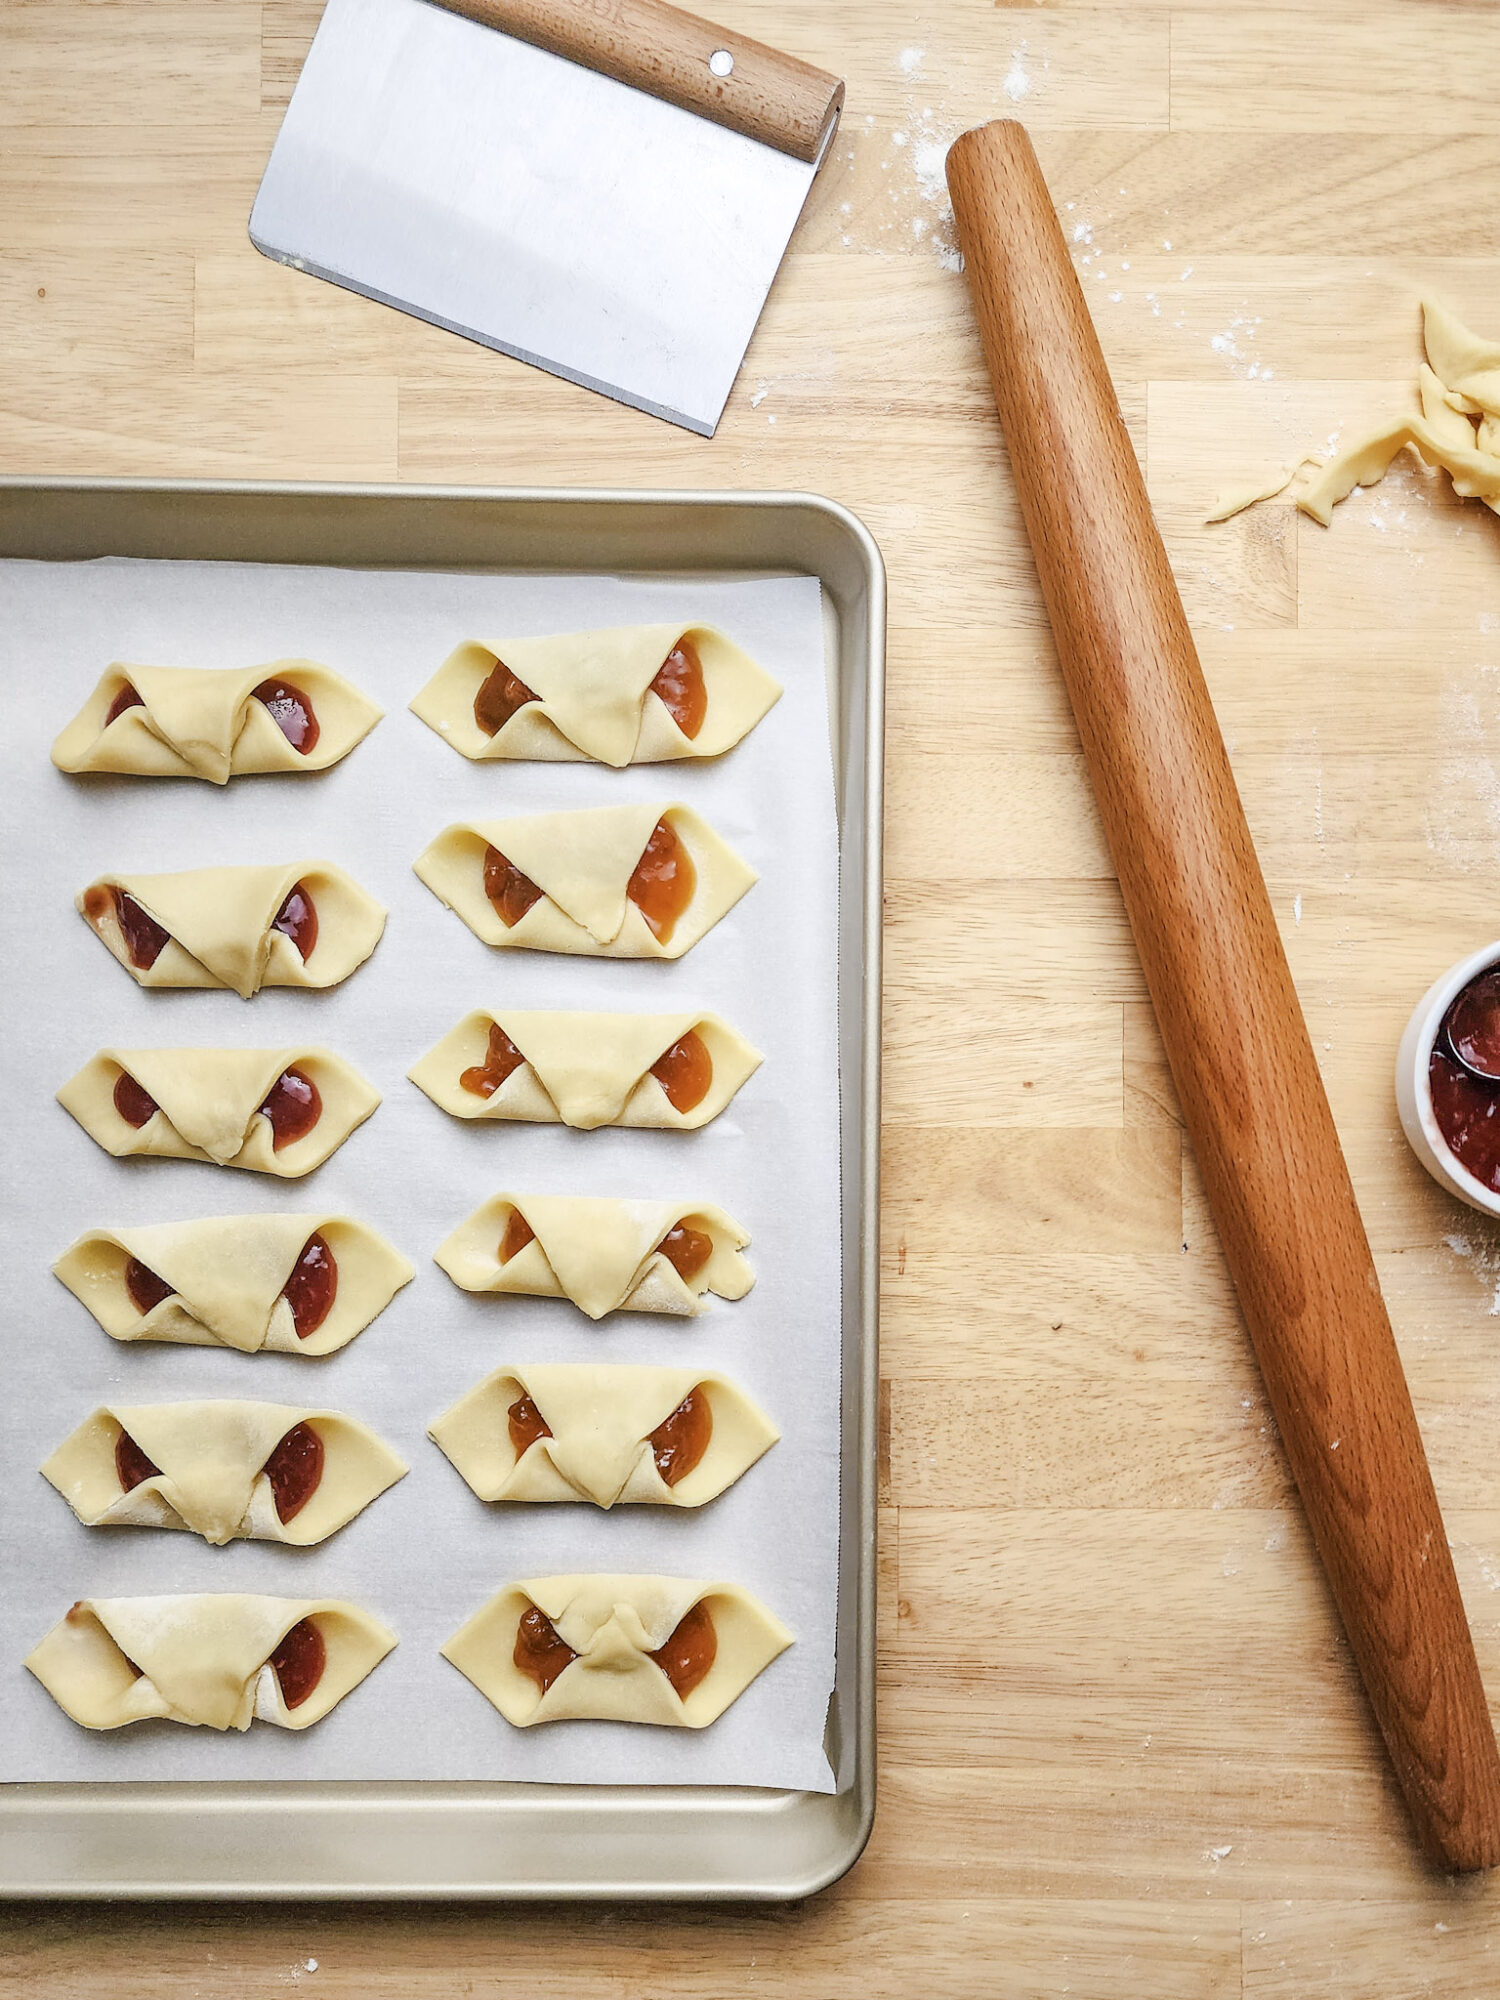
[52,1213,413,1354]
[407,1008,762,1131]
[441,1574,792,1728]
[56,1046,380,1178]
[52,660,382,783]
[26,1594,397,1730]
[410,623,782,766]
[78,861,386,997]
[433,1193,754,1320]
[41,1401,406,1545]
[413,802,757,961]
[429,1363,778,1508]
[1207,299,1500,526]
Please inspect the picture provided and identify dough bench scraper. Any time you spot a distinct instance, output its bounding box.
[251,0,843,435]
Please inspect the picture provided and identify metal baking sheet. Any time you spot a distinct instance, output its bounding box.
[0,479,883,1900]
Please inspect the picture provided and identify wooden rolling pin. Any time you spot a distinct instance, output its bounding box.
[946,118,1500,1871]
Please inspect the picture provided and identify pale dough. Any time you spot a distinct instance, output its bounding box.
[1208,298,1500,525]
[52,660,382,783]
[41,1401,407,1546]
[442,1574,792,1728]
[409,623,782,766]
[407,1008,762,1130]
[433,1193,753,1320]
[429,1363,778,1508]
[53,1213,413,1355]
[79,861,386,997]
[56,1046,381,1178]
[25,1595,397,1731]
[412,802,757,961]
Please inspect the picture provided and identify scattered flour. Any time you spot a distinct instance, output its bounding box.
[1443,1229,1500,1314]
[1292,892,1302,925]
[1204,1844,1234,1864]
[898,45,924,75]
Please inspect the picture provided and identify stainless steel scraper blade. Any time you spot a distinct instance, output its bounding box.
[251,0,824,435]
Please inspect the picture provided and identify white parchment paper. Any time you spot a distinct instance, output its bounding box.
[0,558,840,1791]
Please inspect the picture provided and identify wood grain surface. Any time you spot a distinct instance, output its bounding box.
[6,0,1500,1991]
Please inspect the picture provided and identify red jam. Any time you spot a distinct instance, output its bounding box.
[648,1388,712,1487]
[125,1257,173,1314]
[650,638,707,740]
[269,1617,326,1708]
[262,1421,324,1524]
[104,682,145,727]
[271,882,318,960]
[656,1220,713,1283]
[258,1067,321,1151]
[461,1021,526,1097]
[648,1601,716,1699]
[627,818,696,945]
[474,657,539,736]
[1429,967,1500,1192]
[514,1605,576,1696]
[650,1029,712,1113]
[499,1208,536,1264]
[508,1392,552,1457]
[113,1069,159,1128]
[114,1429,162,1493]
[483,844,544,928]
[83,884,171,970]
[253,678,319,753]
[284,1230,337,1337]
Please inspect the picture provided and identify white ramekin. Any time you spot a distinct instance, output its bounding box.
[1396,938,1500,1218]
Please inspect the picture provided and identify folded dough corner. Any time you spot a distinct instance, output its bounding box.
[408,622,781,767]
[412,802,756,961]
[442,1574,792,1728]
[26,1594,397,1731]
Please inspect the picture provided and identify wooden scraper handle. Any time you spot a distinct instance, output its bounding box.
[428,0,843,162]
[946,118,1500,1871]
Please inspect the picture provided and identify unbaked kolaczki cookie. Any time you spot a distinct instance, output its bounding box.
[77,861,385,996]
[409,623,780,766]
[429,1363,777,1509]
[433,1193,753,1319]
[56,1046,380,1178]
[41,1400,406,1546]
[52,660,381,782]
[408,1008,761,1130]
[442,1574,791,1728]
[413,802,755,960]
[25,1594,397,1730]
[52,1212,412,1355]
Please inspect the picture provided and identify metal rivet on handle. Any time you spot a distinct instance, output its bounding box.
[708,49,734,77]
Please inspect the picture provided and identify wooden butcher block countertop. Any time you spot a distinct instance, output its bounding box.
[6,0,1500,1993]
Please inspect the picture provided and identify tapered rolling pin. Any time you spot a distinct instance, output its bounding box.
[946,119,1500,1871]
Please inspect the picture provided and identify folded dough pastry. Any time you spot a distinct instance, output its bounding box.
[413,802,756,961]
[442,1574,792,1728]
[409,623,781,766]
[52,1213,412,1355]
[430,1363,778,1508]
[52,659,381,782]
[56,1046,379,1179]
[78,861,385,997]
[408,1008,762,1131]
[434,1193,753,1319]
[26,1594,396,1731]
[41,1400,406,1545]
